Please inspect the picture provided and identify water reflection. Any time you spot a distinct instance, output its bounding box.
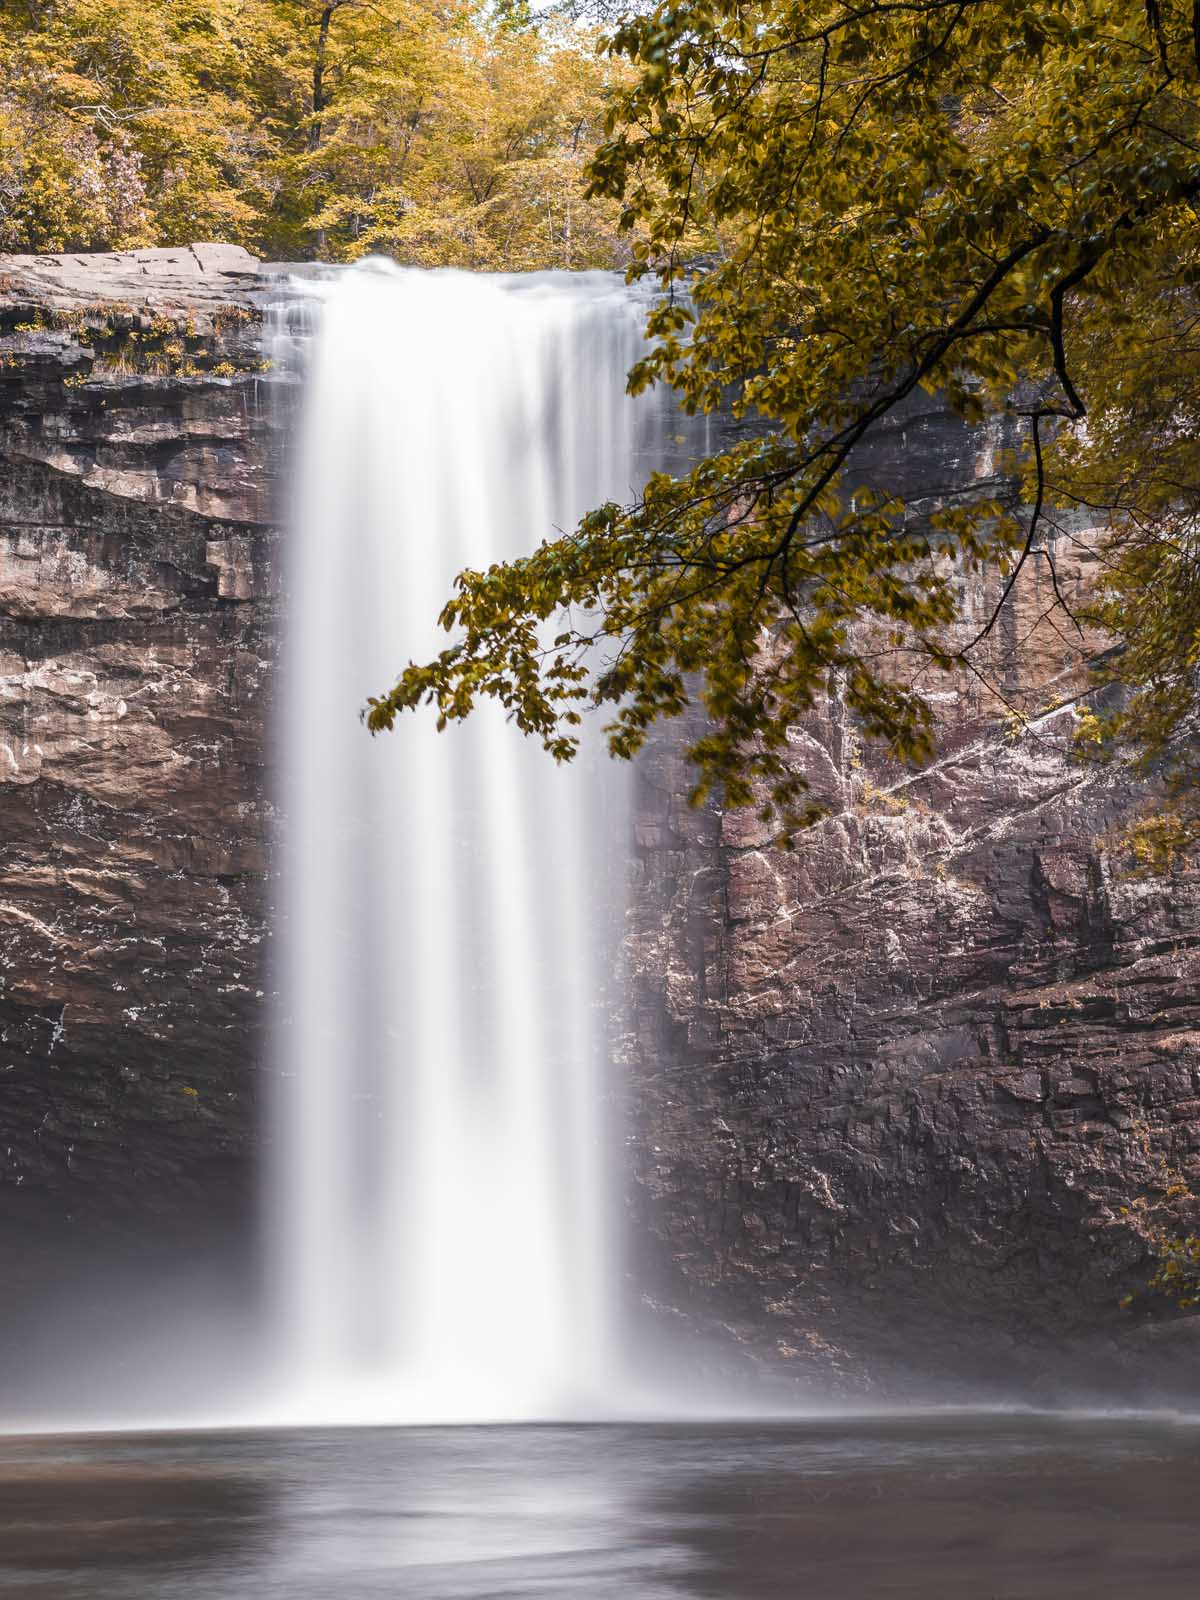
[0,1417,1196,1598]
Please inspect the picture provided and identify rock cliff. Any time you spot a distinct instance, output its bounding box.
[626,407,1200,1398]
[0,246,285,1241]
[0,248,1195,1397]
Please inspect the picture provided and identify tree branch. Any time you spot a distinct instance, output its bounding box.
[957,407,1050,656]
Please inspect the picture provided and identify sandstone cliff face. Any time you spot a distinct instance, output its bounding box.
[0,246,285,1230]
[626,407,1200,1396]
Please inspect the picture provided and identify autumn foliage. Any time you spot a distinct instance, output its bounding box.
[367,1,1200,832]
[5,2,1200,838]
[0,0,629,268]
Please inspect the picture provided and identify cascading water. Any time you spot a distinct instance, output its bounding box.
[273,260,668,1423]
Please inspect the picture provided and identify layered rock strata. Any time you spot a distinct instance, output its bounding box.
[0,246,287,1231]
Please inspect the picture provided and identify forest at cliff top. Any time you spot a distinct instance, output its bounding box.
[0,0,627,268]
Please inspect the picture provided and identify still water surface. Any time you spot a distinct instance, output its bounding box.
[0,1416,1196,1598]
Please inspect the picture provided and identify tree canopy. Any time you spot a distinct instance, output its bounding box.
[0,0,629,268]
[365,0,1200,833]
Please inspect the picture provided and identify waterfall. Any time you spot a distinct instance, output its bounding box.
[273,260,664,1423]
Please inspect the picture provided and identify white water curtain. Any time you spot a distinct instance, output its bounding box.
[273,262,662,1422]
